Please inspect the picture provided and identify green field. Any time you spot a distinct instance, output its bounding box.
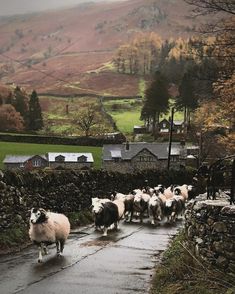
[103,98,142,134]
[103,98,184,134]
[0,142,102,169]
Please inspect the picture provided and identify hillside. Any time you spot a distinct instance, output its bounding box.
[0,0,202,95]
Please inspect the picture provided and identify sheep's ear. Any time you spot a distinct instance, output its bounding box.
[39,208,49,218]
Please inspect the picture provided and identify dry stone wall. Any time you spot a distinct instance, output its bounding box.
[185,195,235,271]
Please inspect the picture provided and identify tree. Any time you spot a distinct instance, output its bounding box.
[185,0,235,155]
[0,104,24,131]
[73,105,101,137]
[13,86,29,128]
[176,71,198,131]
[141,71,170,136]
[28,90,43,131]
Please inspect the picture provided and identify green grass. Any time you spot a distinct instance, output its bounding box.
[0,142,102,169]
[111,110,142,133]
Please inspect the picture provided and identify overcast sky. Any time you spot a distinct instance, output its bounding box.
[0,0,124,16]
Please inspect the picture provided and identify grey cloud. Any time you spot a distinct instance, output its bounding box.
[0,0,119,16]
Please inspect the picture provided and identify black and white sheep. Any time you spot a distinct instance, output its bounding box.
[92,199,125,236]
[29,208,70,263]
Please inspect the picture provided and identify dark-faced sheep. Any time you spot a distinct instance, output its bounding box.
[29,208,70,263]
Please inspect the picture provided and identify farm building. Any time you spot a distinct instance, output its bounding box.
[3,152,94,170]
[158,118,185,134]
[102,142,195,173]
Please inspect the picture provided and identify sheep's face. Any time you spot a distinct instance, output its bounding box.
[30,208,48,224]
[149,195,159,207]
[92,202,104,215]
[174,188,181,196]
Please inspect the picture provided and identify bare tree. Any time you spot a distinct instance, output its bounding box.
[73,105,100,137]
[184,0,235,15]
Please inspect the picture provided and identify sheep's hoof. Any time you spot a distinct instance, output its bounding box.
[38,259,42,263]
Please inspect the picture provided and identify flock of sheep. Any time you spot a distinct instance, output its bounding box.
[28,184,193,262]
[91,184,193,236]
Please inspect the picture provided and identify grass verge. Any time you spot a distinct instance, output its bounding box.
[151,230,235,294]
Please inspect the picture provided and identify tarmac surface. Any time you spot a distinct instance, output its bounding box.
[0,220,182,294]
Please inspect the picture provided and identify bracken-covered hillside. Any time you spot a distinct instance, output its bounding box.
[0,0,203,95]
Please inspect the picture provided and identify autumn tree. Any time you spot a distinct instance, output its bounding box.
[28,90,43,131]
[0,104,24,131]
[185,0,235,155]
[141,71,170,136]
[73,105,101,137]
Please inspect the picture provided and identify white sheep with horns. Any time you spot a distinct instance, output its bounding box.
[29,208,70,263]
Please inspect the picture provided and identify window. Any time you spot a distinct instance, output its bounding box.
[77,156,87,163]
[171,156,179,162]
[20,163,24,168]
[33,159,41,167]
[139,156,154,162]
[163,123,166,128]
[55,155,65,162]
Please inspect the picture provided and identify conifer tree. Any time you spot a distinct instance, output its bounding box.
[141,71,169,136]
[13,86,29,127]
[28,90,43,131]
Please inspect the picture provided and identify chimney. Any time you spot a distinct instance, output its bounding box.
[125,141,130,151]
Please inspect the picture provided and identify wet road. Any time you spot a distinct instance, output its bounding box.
[0,220,182,294]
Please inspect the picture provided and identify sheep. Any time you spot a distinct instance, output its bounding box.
[133,190,151,223]
[91,197,111,231]
[173,184,190,201]
[148,193,163,225]
[92,199,124,236]
[29,208,70,263]
[112,192,134,222]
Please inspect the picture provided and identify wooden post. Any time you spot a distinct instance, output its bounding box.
[167,107,174,170]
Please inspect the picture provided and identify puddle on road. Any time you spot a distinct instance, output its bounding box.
[80,240,112,247]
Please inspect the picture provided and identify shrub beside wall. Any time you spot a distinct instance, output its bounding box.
[185,199,235,272]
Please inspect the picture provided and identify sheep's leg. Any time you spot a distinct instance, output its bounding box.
[59,240,65,256]
[43,244,48,255]
[38,244,43,263]
[56,241,60,256]
[114,221,119,230]
[103,227,108,236]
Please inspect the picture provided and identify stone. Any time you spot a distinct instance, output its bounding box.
[213,222,227,233]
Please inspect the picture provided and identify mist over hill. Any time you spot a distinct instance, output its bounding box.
[0,0,204,95]
[0,0,125,16]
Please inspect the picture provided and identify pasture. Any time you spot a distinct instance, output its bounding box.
[103,98,143,134]
[0,142,102,169]
[39,95,113,136]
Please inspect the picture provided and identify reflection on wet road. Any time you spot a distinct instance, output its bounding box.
[0,220,182,294]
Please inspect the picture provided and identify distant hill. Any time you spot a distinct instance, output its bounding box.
[0,0,204,96]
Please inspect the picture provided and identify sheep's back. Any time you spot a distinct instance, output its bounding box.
[50,213,70,241]
[29,213,70,244]
[113,199,125,219]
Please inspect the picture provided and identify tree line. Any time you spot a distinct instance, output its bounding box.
[0,86,43,132]
[139,0,234,157]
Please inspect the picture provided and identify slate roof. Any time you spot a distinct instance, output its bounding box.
[3,155,47,163]
[103,142,184,161]
[47,152,94,163]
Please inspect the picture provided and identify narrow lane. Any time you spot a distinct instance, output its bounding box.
[0,220,182,294]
